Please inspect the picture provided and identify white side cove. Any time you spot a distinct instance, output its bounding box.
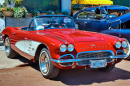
[15,40,41,56]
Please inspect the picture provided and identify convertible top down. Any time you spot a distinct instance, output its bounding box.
[2,15,128,79]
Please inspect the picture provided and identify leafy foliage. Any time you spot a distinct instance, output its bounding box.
[30,10,40,17]
[111,0,129,6]
[46,10,55,15]
[72,4,82,10]
[61,11,69,15]
[5,0,12,5]
[14,7,24,18]
[14,0,23,5]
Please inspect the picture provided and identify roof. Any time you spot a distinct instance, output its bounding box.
[84,5,130,11]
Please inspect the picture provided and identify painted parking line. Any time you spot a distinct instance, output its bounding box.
[0,46,5,50]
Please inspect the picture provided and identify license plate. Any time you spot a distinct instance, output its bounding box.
[90,59,107,68]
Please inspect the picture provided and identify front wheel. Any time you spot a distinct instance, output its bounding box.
[39,48,59,79]
[98,64,115,72]
[5,36,18,58]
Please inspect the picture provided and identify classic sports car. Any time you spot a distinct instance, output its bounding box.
[73,5,130,60]
[2,15,128,79]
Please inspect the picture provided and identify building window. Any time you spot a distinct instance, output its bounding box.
[22,0,60,12]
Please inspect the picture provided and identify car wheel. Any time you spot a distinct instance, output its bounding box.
[98,64,115,72]
[39,48,59,79]
[5,36,18,58]
[122,38,130,60]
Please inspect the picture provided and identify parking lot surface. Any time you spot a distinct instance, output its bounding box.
[0,51,130,86]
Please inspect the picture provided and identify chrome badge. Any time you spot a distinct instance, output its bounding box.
[91,44,95,46]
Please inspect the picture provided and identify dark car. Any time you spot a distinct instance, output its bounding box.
[73,5,130,60]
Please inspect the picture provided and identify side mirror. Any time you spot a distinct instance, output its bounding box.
[75,24,78,29]
[109,14,116,18]
[36,26,44,30]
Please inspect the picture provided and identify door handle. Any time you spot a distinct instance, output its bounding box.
[13,33,16,35]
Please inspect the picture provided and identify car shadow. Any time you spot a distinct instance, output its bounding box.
[53,68,130,85]
[15,57,130,85]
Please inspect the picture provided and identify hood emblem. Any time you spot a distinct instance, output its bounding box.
[91,44,95,46]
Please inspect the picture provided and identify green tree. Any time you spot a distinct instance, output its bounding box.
[111,0,129,7]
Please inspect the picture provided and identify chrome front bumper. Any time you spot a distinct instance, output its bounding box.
[51,55,128,63]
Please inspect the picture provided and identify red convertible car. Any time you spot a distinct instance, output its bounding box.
[1,15,128,79]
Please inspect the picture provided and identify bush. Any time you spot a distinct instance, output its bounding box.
[72,4,82,10]
[14,7,24,18]
[30,10,40,17]
[62,11,69,15]
[46,10,55,15]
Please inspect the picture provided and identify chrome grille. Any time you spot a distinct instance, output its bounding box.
[77,51,113,66]
[78,52,112,58]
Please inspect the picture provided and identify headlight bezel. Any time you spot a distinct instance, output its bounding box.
[60,44,67,52]
[68,44,74,52]
[115,41,121,49]
[122,41,127,48]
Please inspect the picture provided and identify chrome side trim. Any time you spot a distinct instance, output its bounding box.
[51,55,128,63]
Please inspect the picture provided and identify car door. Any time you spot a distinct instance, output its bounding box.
[24,19,43,58]
[85,19,109,32]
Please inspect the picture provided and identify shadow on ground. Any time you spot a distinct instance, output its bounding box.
[15,57,130,85]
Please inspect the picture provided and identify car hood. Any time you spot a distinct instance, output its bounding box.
[44,29,104,43]
[110,13,130,28]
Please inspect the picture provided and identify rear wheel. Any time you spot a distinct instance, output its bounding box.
[5,36,18,58]
[39,48,59,79]
[98,64,115,72]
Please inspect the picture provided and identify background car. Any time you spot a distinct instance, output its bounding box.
[2,15,128,79]
[73,5,130,60]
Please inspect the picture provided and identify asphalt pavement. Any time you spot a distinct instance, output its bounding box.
[0,51,130,86]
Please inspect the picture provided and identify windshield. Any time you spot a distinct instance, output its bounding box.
[34,16,76,30]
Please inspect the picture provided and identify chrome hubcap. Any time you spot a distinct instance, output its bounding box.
[5,38,10,55]
[40,52,49,74]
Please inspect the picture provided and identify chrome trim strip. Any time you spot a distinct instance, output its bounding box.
[76,50,115,58]
[59,54,75,59]
[58,38,67,44]
[51,55,128,63]
[116,50,126,55]
[58,54,75,67]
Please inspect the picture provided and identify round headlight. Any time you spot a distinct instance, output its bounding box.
[68,44,74,52]
[122,41,127,48]
[115,41,121,48]
[60,44,67,52]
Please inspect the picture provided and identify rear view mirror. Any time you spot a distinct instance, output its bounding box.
[36,26,44,30]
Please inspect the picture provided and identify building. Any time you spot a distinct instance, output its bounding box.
[0,0,130,14]
[21,0,71,14]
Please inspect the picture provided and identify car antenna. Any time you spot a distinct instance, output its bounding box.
[119,20,122,37]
